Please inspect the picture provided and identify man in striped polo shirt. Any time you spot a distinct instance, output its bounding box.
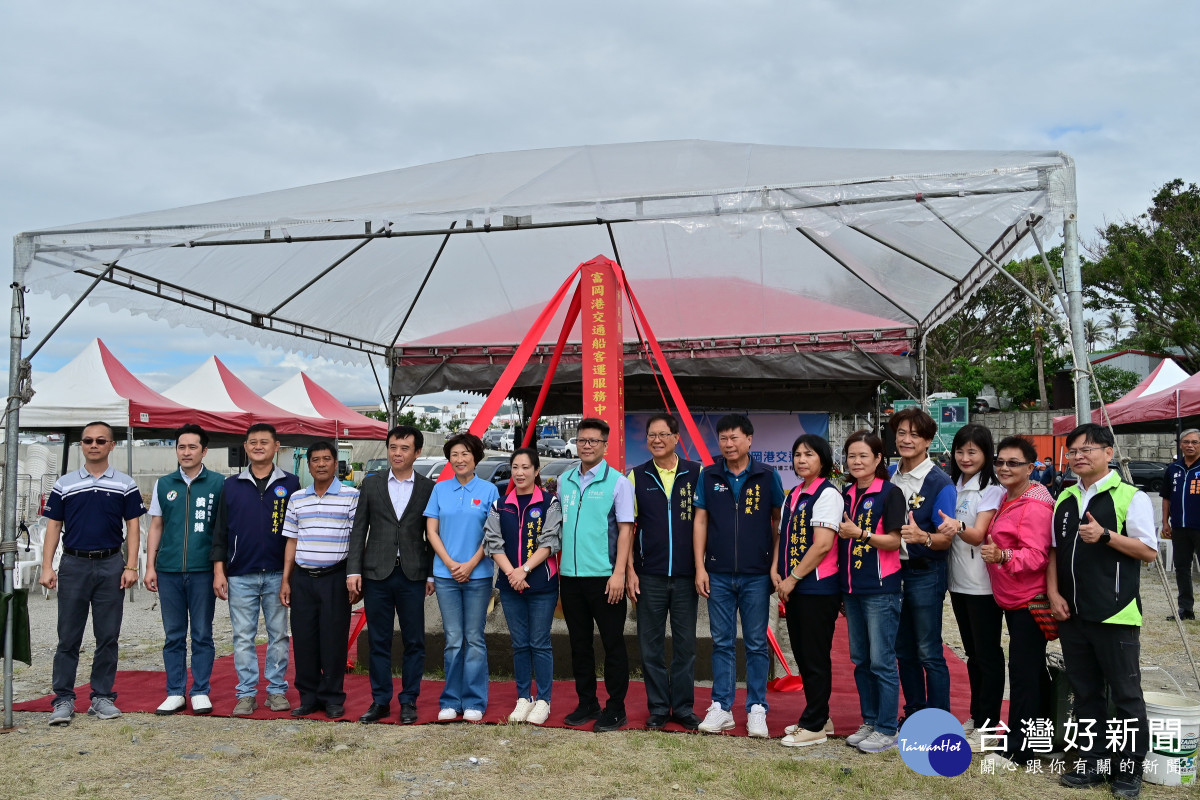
[39,421,147,726]
[280,440,360,719]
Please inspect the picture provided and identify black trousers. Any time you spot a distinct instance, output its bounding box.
[1172,527,1200,614]
[949,591,1005,729]
[290,563,351,706]
[783,592,841,731]
[1003,606,1050,761]
[560,575,629,711]
[1058,616,1148,777]
[635,573,698,716]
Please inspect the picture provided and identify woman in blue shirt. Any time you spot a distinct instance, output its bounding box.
[425,432,499,721]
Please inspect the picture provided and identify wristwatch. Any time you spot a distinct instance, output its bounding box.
[1099,530,1112,545]
[522,563,532,574]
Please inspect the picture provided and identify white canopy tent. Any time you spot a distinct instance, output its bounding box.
[4,140,1090,723]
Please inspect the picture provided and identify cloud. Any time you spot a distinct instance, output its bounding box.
[3,0,1199,395]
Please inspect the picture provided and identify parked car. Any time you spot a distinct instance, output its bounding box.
[413,457,449,478]
[476,460,513,489]
[539,458,580,494]
[565,437,578,457]
[1055,460,1169,495]
[362,458,388,480]
[500,434,514,451]
[537,438,570,458]
[482,429,506,450]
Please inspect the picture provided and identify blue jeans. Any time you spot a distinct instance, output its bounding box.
[158,570,216,696]
[707,572,771,712]
[434,576,491,712]
[228,570,289,698]
[844,591,902,736]
[896,560,951,715]
[499,587,557,703]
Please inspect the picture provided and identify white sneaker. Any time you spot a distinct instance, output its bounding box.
[438,708,459,721]
[746,704,769,738]
[509,698,534,723]
[984,752,1019,771]
[190,695,212,715]
[857,730,898,753]
[697,702,734,734]
[526,700,551,726]
[155,695,186,715]
[962,717,976,734]
[463,709,483,722]
[825,717,835,735]
[845,723,874,747]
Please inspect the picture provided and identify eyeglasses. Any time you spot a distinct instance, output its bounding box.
[994,458,1030,469]
[1065,446,1106,458]
[81,438,110,445]
[646,432,676,440]
[1182,440,1200,447]
[576,438,607,447]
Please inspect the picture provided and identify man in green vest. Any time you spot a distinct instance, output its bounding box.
[558,417,635,733]
[144,424,225,716]
[1047,423,1158,800]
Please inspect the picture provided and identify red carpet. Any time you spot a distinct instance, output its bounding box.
[16,616,1000,736]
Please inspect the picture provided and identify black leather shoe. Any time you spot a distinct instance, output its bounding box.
[325,704,345,719]
[400,702,418,724]
[645,713,669,730]
[564,702,601,726]
[593,707,627,732]
[1060,770,1107,788]
[359,703,391,723]
[290,702,324,717]
[670,711,702,730]
[1169,610,1197,620]
[1111,775,1142,799]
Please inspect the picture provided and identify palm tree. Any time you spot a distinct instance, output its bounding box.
[1083,319,1104,352]
[1104,310,1128,348]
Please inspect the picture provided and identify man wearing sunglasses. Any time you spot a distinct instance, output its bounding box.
[40,421,147,726]
[1047,423,1158,799]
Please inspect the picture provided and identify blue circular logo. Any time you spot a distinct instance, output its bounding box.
[274,486,287,497]
[898,709,971,777]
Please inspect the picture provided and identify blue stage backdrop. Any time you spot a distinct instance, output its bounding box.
[624,412,830,490]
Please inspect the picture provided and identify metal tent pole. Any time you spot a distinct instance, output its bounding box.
[1061,215,1089,422]
[3,282,28,731]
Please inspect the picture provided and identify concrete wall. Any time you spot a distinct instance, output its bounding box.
[974,409,1180,461]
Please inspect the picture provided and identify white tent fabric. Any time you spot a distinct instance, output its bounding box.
[263,372,387,440]
[15,141,1075,365]
[20,339,242,435]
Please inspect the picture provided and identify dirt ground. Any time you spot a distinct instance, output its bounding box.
[4,559,1200,799]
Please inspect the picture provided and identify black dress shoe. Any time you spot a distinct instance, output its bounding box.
[359,703,391,723]
[1060,770,1107,788]
[645,713,669,730]
[325,704,345,719]
[564,702,601,726]
[670,711,701,730]
[291,702,324,717]
[400,702,418,724]
[594,707,627,732]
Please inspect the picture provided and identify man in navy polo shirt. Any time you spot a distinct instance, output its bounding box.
[1163,428,1200,620]
[693,414,784,738]
[40,421,146,726]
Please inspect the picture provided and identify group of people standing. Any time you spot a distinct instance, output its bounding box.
[36,409,1161,798]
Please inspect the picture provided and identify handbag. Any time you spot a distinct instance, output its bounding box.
[1026,593,1059,641]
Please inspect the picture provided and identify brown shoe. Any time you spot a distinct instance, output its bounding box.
[231,697,257,717]
[265,694,291,712]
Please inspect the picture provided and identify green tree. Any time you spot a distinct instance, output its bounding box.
[1084,178,1200,370]
[1104,310,1128,348]
[1082,319,1103,352]
[1091,365,1141,407]
[926,248,1067,409]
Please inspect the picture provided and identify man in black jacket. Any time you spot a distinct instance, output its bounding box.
[347,425,436,724]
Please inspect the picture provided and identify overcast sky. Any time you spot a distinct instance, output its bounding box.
[3,1,1196,403]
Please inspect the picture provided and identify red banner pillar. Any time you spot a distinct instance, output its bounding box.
[582,257,625,471]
